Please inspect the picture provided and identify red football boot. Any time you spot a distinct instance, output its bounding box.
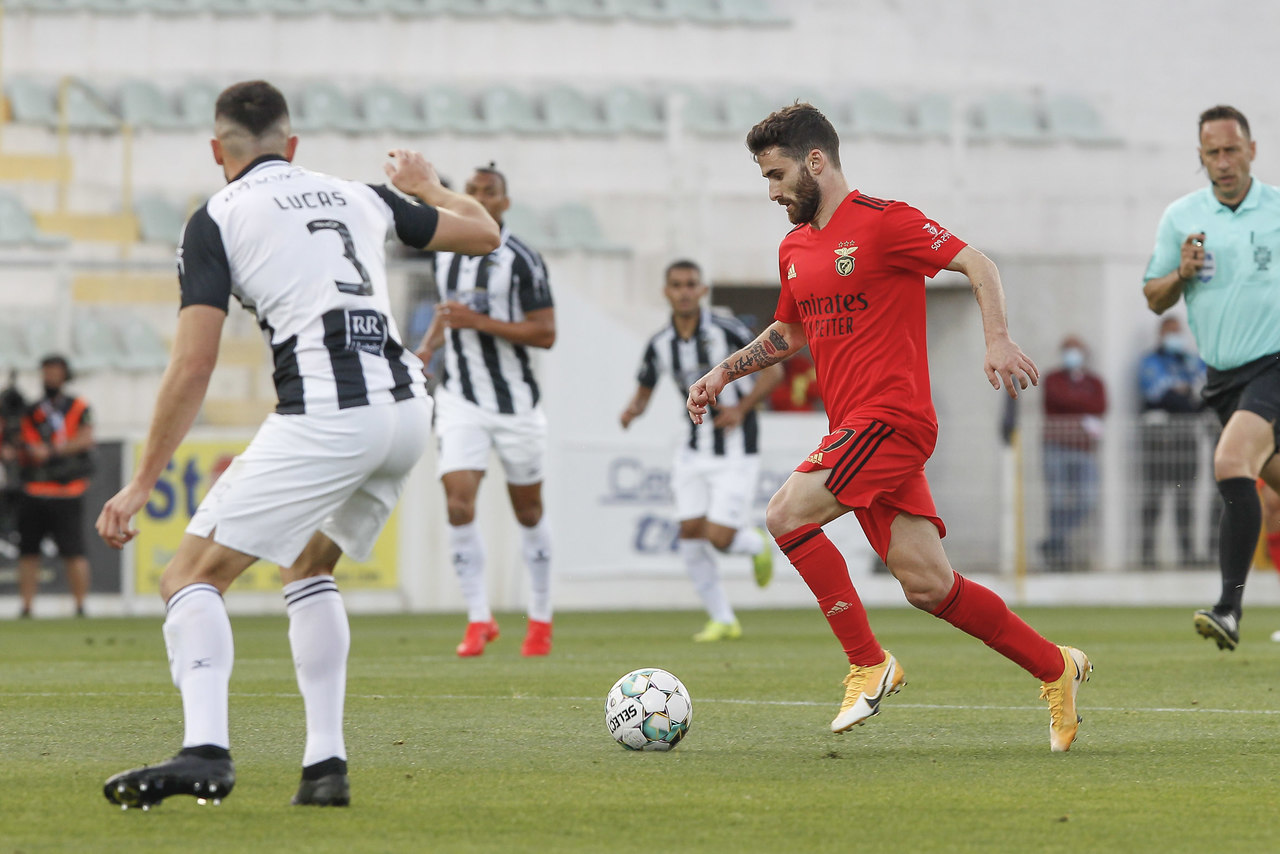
[520,619,553,657]
[456,619,500,657]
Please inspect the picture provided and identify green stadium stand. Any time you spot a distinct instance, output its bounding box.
[547,201,629,253]
[60,81,120,132]
[720,0,787,24]
[422,86,488,133]
[71,311,122,373]
[970,92,1048,143]
[618,0,677,23]
[4,78,59,128]
[501,203,556,249]
[116,316,171,371]
[176,79,220,129]
[544,0,621,19]
[208,0,269,13]
[542,85,610,135]
[848,88,914,140]
[915,91,953,140]
[361,83,431,134]
[443,0,494,15]
[144,0,210,12]
[500,0,556,18]
[324,0,388,14]
[261,0,317,13]
[119,79,186,130]
[602,86,664,136]
[1045,93,1122,145]
[293,82,366,133]
[0,191,68,247]
[668,0,725,24]
[10,0,89,11]
[721,87,772,134]
[85,0,152,12]
[481,86,552,134]
[677,88,729,136]
[134,195,187,244]
[385,0,448,15]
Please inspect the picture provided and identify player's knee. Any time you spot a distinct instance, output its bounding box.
[706,530,734,551]
[764,496,800,538]
[890,561,951,612]
[514,505,543,528]
[446,499,477,526]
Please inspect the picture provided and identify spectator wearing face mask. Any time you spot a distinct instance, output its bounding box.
[1137,317,1206,567]
[1041,336,1108,571]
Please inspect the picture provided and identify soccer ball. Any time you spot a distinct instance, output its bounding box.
[605,667,693,751]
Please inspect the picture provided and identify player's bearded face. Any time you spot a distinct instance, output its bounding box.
[782,167,822,225]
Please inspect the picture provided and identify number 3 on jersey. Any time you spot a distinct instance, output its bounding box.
[308,218,373,296]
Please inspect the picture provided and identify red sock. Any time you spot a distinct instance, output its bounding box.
[1267,532,1280,574]
[776,524,883,666]
[931,571,1064,682]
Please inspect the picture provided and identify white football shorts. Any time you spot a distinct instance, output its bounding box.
[187,396,432,567]
[433,386,547,486]
[672,448,761,529]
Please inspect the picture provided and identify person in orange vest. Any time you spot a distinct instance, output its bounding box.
[17,354,94,617]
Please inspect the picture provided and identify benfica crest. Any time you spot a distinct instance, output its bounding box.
[834,241,858,276]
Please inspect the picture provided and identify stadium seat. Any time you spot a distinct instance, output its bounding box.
[116,316,171,371]
[970,92,1048,144]
[119,79,186,131]
[668,0,725,24]
[360,84,431,134]
[261,0,318,13]
[12,0,89,11]
[385,0,447,15]
[143,0,210,13]
[208,0,269,13]
[547,202,628,253]
[177,80,220,129]
[0,191,67,247]
[443,0,495,14]
[1045,93,1123,145]
[676,88,728,136]
[4,78,60,128]
[848,88,914,140]
[481,86,552,134]
[422,86,488,134]
[618,0,677,22]
[914,91,953,140]
[720,0,788,24]
[501,203,555,249]
[293,82,366,133]
[544,0,621,18]
[134,195,187,244]
[542,85,610,135]
[721,87,773,134]
[71,311,123,373]
[86,0,152,12]
[602,86,664,136]
[61,82,120,132]
[500,0,555,18]
[324,0,388,14]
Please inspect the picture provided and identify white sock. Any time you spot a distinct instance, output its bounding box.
[449,522,490,623]
[284,575,349,767]
[726,526,765,556]
[521,518,553,623]
[679,539,735,624]
[162,583,234,751]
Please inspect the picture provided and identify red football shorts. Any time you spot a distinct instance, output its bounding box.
[795,417,946,561]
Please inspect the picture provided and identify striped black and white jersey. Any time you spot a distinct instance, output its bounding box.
[433,225,553,415]
[637,308,760,458]
[178,155,440,415]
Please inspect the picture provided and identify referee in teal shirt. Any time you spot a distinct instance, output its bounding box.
[1144,105,1280,652]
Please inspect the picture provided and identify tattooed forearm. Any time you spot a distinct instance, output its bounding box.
[721,329,792,379]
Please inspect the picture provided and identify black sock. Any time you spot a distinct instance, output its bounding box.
[1215,477,1259,618]
[179,744,232,761]
[302,757,348,780]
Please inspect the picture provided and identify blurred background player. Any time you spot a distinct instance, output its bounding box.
[1136,315,1204,567]
[17,354,94,617]
[620,259,781,641]
[688,102,1090,751]
[1143,104,1280,651]
[415,163,556,657]
[95,80,500,809]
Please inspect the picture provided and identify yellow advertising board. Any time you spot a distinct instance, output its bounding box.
[133,438,399,594]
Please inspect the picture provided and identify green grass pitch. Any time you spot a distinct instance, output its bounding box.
[3,605,1280,853]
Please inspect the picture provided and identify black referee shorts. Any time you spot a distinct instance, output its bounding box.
[18,494,86,558]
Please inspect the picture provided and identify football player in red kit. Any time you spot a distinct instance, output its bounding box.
[687,103,1092,752]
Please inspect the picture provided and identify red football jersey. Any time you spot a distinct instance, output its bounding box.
[774,191,967,452]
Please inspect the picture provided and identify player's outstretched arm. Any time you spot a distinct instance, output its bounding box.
[687,320,804,424]
[96,305,225,549]
[384,149,500,256]
[620,385,653,429]
[946,245,1038,400]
